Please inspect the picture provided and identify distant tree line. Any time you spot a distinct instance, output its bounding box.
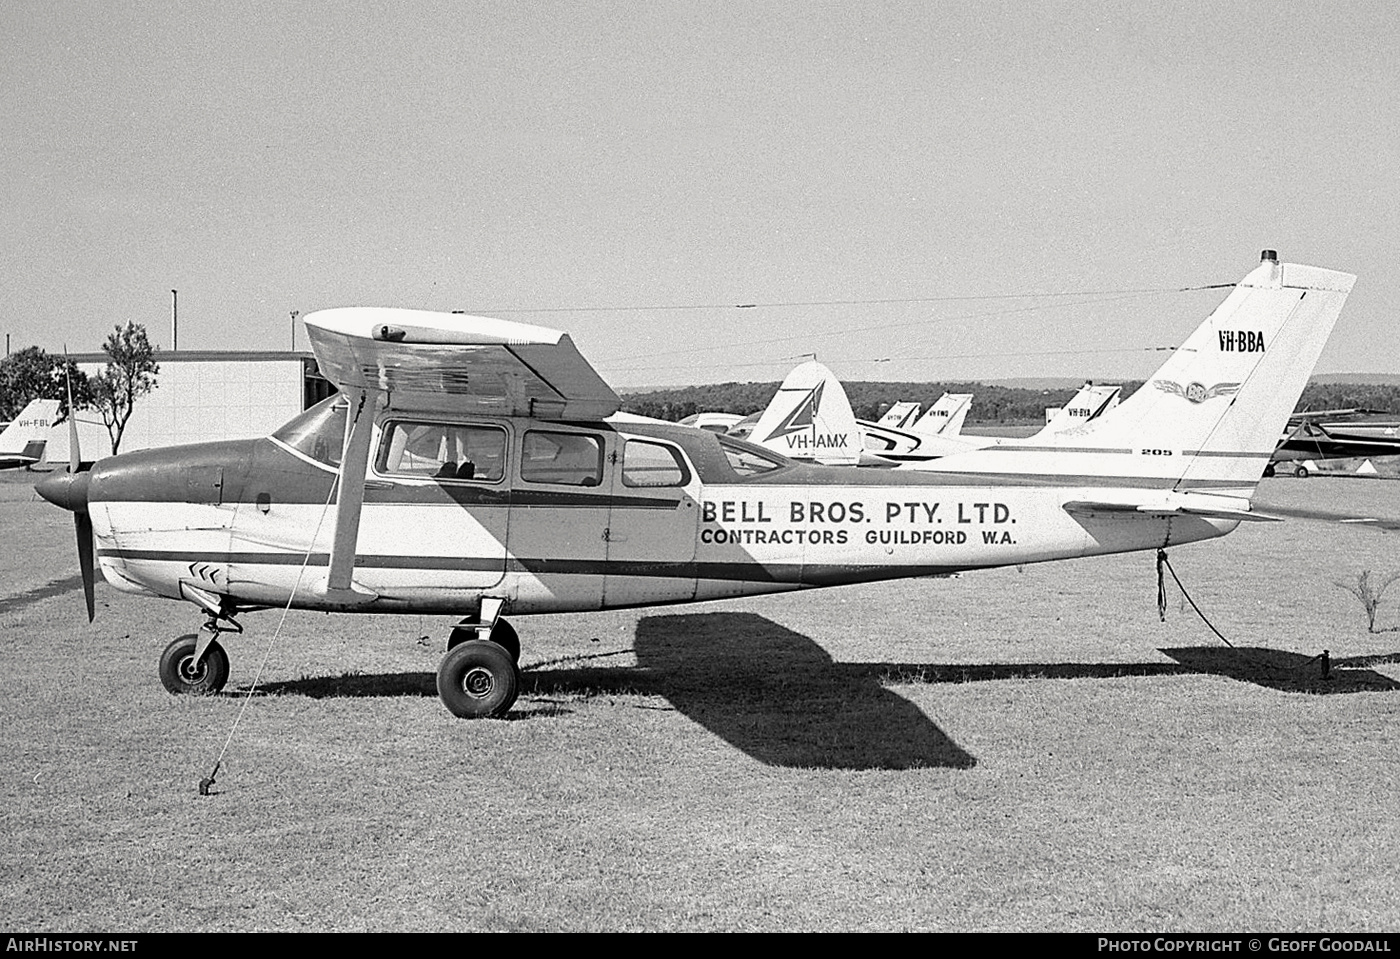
[621,380,1400,425]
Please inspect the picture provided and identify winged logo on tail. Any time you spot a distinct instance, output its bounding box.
[1153,381,1241,404]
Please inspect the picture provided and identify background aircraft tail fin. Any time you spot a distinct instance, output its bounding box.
[1035,383,1121,437]
[749,361,861,465]
[876,401,921,429]
[912,392,973,436]
[0,398,60,458]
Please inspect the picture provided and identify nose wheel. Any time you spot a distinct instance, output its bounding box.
[159,633,230,695]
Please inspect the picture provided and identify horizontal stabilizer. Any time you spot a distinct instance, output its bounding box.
[1063,499,1281,523]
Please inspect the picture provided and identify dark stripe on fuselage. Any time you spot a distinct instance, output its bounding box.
[1181,449,1271,458]
[978,445,1135,455]
[96,546,952,586]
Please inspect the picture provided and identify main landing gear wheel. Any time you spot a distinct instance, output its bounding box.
[158,634,230,696]
[437,639,519,719]
[448,617,520,662]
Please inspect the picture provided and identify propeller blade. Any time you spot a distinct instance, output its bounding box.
[36,467,97,622]
[75,511,95,622]
[63,347,80,473]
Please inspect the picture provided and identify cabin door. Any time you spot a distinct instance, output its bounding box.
[601,435,700,607]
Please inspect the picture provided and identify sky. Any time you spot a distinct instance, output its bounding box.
[3,1,1398,389]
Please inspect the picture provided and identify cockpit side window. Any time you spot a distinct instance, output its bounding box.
[521,430,603,486]
[378,421,507,482]
[271,395,348,468]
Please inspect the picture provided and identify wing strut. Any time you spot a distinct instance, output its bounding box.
[320,386,381,603]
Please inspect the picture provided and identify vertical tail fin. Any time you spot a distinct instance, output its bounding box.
[876,401,921,429]
[1035,382,1121,437]
[913,252,1356,497]
[912,392,974,436]
[0,398,60,463]
[749,360,861,465]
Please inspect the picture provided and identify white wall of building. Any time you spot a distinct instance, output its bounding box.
[46,352,310,462]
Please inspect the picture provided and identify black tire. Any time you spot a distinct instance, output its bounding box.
[437,639,519,719]
[159,634,230,696]
[1295,465,1310,478]
[448,617,520,662]
[1262,464,1276,478]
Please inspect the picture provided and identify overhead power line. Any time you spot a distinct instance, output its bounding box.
[599,284,1227,375]
[466,283,1234,315]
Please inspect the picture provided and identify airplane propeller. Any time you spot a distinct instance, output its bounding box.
[35,354,96,621]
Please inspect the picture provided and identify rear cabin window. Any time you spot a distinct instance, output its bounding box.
[521,430,603,486]
[272,395,348,469]
[717,437,785,476]
[621,439,689,488]
[379,422,506,482]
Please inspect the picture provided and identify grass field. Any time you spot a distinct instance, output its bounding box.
[2,473,1399,931]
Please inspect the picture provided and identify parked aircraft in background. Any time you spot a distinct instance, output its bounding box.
[859,391,985,465]
[36,251,1354,721]
[1266,410,1400,476]
[745,360,863,465]
[678,412,745,434]
[876,401,921,429]
[746,382,980,466]
[909,392,974,436]
[0,398,59,470]
[1037,382,1121,437]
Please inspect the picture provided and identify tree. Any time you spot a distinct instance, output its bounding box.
[0,346,93,422]
[1334,571,1400,634]
[91,322,159,455]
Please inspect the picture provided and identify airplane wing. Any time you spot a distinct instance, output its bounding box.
[303,308,620,421]
[1287,407,1388,423]
[300,308,621,604]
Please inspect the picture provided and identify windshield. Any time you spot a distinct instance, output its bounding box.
[271,395,347,468]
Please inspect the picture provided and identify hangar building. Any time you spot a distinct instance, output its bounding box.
[47,351,334,462]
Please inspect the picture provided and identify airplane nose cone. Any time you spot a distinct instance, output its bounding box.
[35,469,91,514]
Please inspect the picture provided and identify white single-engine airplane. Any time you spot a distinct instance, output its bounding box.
[37,251,1354,719]
[0,398,59,470]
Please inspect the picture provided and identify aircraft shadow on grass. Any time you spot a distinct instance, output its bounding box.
[0,573,89,617]
[255,611,980,771]
[1158,646,1400,694]
[245,609,1399,770]
[15,575,1398,725]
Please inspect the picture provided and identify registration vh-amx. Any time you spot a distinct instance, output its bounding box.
[36,251,1355,719]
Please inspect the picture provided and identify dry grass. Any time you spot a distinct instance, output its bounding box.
[1,473,1399,931]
